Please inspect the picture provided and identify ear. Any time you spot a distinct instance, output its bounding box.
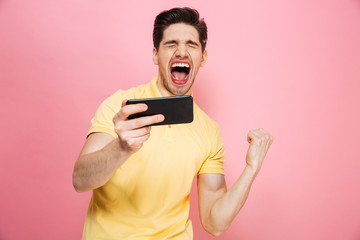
[200,50,207,67]
[152,48,159,65]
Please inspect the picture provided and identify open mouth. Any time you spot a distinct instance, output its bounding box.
[170,61,191,85]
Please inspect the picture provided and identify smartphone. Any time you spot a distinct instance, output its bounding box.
[126,95,193,126]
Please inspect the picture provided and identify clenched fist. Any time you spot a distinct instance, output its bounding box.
[112,100,164,155]
[246,128,273,173]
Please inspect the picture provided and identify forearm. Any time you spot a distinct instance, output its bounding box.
[72,138,130,192]
[200,129,273,236]
[207,165,258,233]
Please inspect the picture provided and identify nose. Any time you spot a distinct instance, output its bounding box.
[175,44,189,58]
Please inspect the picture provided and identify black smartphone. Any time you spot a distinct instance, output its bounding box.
[126,95,193,126]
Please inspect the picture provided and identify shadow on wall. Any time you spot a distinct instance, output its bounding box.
[355,0,360,8]
[355,231,360,240]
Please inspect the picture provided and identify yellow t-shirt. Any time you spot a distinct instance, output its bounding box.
[82,77,225,240]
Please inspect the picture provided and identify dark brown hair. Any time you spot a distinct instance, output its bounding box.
[153,7,208,52]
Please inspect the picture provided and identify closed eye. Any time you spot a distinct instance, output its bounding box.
[187,40,199,48]
[164,40,177,48]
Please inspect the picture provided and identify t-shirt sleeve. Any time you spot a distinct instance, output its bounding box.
[198,123,225,175]
[88,91,126,139]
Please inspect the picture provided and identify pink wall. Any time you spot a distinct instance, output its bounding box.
[1,0,360,239]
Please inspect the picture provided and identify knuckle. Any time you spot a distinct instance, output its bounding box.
[136,143,144,150]
[122,132,129,140]
[119,108,126,116]
[118,132,127,141]
[127,139,135,146]
[143,127,150,135]
[114,124,124,133]
[146,115,159,125]
[145,117,154,125]
[136,118,147,127]
[113,112,121,123]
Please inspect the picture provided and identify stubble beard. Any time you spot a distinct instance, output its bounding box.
[160,72,194,96]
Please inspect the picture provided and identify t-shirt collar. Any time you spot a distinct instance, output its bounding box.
[149,76,163,98]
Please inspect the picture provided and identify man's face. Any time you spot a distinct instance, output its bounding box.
[153,23,207,96]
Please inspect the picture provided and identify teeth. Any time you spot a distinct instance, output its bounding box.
[171,63,190,68]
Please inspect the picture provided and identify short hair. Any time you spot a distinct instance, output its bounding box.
[153,7,208,52]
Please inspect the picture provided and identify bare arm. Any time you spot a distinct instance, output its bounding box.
[72,100,164,192]
[72,133,124,192]
[197,128,273,236]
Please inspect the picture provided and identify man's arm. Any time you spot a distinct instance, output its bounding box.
[197,128,273,236]
[72,100,164,192]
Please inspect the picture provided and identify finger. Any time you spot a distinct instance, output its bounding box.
[247,129,263,144]
[258,128,268,134]
[124,133,151,150]
[114,103,148,122]
[121,99,128,108]
[258,128,274,144]
[119,126,151,139]
[126,114,164,129]
[247,129,254,143]
[247,130,258,143]
[116,114,164,132]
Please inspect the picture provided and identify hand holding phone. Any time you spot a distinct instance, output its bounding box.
[126,96,193,126]
[112,100,164,154]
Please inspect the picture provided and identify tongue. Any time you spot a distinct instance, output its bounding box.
[172,71,186,80]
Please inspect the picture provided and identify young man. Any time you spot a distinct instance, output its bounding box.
[73,7,273,239]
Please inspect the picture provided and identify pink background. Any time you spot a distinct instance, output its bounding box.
[1,0,360,239]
